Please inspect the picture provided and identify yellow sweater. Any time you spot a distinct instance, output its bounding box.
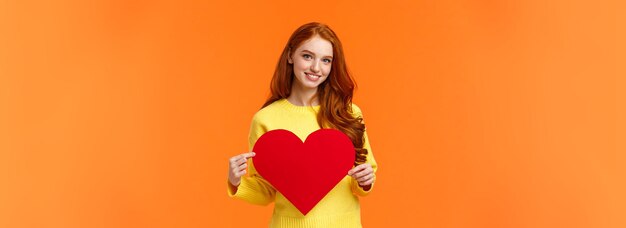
[227,98,377,228]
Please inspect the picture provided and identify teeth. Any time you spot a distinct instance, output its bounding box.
[306,73,320,78]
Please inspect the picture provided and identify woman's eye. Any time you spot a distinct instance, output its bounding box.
[323,59,332,63]
[303,54,312,59]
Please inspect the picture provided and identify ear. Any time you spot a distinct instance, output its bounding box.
[287,48,293,64]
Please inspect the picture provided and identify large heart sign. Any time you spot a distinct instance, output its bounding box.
[252,129,355,215]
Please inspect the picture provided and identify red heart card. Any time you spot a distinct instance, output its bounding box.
[252,129,355,215]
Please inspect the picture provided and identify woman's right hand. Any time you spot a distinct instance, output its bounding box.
[228,152,256,187]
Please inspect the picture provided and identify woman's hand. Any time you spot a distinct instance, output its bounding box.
[228,152,256,187]
[348,163,375,190]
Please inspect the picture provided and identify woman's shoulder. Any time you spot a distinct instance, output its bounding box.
[349,102,364,118]
[250,99,285,123]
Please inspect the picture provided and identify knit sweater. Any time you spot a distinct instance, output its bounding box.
[227,98,377,228]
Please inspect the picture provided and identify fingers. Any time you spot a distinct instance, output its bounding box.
[357,173,374,182]
[230,159,249,174]
[229,152,255,162]
[234,152,256,161]
[231,157,246,166]
[348,163,375,186]
[229,162,248,186]
[230,152,256,162]
[349,164,373,178]
[242,152,256,159]
[230,162,247,174]
[229,152,256,167]
[348,163,369,176]
[234,169,247,177]
[228,152,256,185]
[236,163,248,172]
[359,175,375,186]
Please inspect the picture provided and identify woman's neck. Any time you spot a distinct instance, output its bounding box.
[288,84,319,106]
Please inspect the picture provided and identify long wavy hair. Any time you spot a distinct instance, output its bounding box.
[261,22,367,165]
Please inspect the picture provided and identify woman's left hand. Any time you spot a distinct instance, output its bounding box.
[348,163,375,189]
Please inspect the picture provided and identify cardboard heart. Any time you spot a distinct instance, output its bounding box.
[252,129,355,215]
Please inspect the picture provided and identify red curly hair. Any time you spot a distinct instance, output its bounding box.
[262,22,368,165]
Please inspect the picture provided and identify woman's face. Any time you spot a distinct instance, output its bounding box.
[288,35,333,89]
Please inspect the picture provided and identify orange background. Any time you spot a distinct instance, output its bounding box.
[1,0,624,227]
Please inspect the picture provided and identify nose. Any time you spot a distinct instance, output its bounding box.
[310,60,321,73]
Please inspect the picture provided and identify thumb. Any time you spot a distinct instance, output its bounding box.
[243,152,256,159]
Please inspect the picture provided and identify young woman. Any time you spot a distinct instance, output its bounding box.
[227,22,377,227]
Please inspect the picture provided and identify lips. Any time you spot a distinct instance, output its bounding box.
[305,72,321,81]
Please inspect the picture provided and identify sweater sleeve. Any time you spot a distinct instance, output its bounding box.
[350,104,378,197]
[226,113,276,205]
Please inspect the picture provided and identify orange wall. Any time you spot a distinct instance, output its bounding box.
[1,0,624,227]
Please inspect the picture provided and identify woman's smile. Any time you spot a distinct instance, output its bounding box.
[305,72,321,81]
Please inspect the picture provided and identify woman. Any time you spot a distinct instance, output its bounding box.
[227,22,377,227]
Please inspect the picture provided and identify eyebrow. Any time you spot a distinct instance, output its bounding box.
[301,49,333,59]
